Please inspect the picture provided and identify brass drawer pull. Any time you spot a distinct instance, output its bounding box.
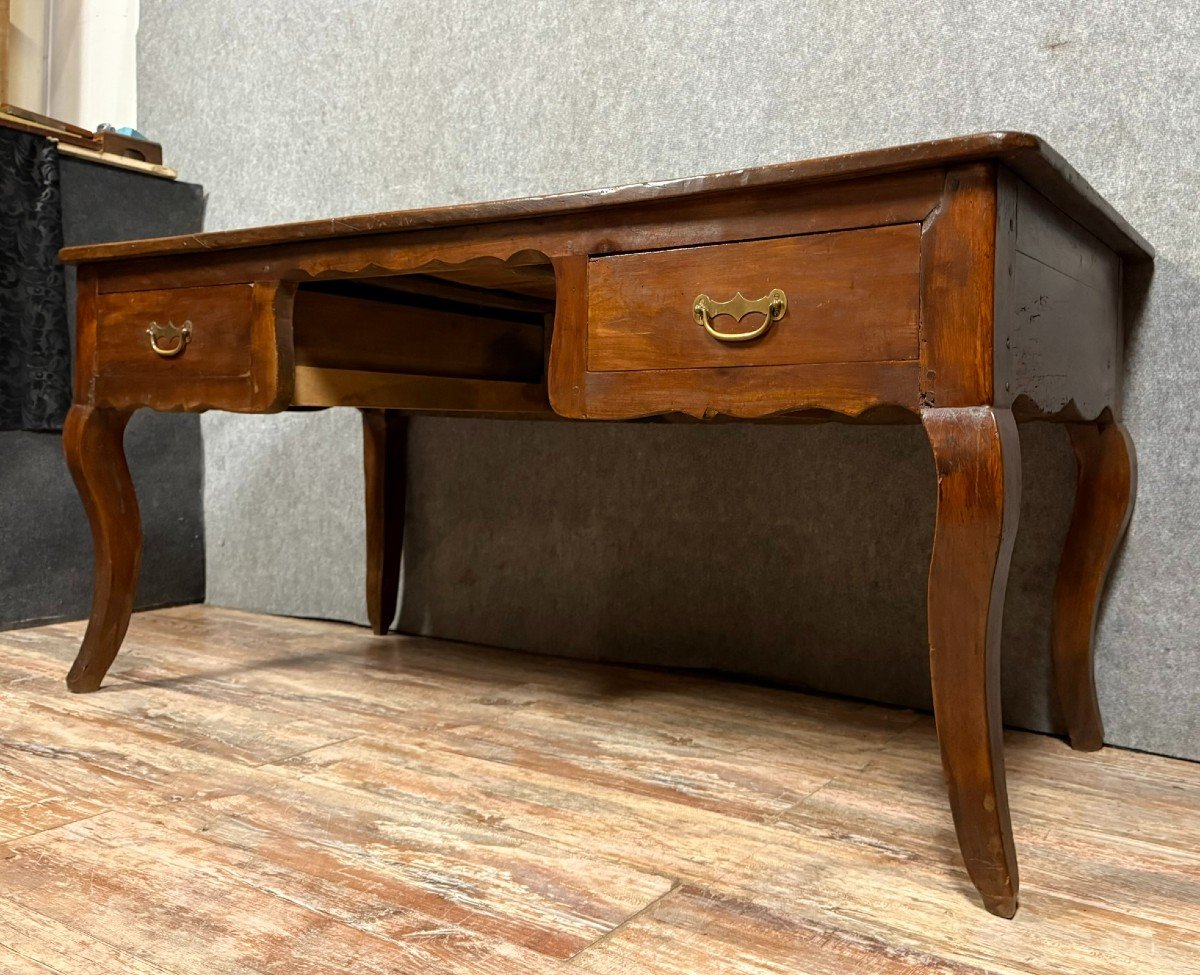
[693,288,787,342]
[146,320,192,358]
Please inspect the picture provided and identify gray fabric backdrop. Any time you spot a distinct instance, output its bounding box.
[138,1,1199,759]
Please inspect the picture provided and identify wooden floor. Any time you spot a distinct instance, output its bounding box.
[1,607,1198,974]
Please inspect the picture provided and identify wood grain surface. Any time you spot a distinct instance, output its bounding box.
[61,405,141,694]
[59,133,1152,264]
[923,407,1022,917]
[90,281,294,413]
[361,409,407,636]
[995,171,1125,420]
[3,607,1198,973]
[587,224,920,372]
[1052,420,1137,751]
[293,288,545,381]
[919,163,999,407]
[95,284,255,380]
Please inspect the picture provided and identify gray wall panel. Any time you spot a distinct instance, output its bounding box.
[139,1,1199,758]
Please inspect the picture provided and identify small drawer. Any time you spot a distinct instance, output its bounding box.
[91,282,290,411]
[96,284,254,378]
[586,224,921,372]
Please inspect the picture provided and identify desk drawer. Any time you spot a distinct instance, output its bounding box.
[587,224,921,372]
[96,284,254,379]
[91,282,290,411]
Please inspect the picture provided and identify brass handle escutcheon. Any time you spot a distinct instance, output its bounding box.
[693,288,787,342]
[146,320,192,358]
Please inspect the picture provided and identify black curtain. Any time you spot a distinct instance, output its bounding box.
[0,126,71,432]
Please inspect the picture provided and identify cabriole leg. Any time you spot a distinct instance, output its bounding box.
[63,404,141,693]
[923,406,1021,918]
[1051,420,1136,751]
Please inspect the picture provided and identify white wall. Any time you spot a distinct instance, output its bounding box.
[6,0,49,108]
[47,0,137,128]
[5,0,137,129]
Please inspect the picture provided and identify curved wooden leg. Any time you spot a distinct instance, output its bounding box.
[361,409,408,635]
[1051,420,1136,751]
[923,406,1021,918]
[63,404,141,693]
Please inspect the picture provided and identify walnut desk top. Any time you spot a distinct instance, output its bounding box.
[60,132,1152,917]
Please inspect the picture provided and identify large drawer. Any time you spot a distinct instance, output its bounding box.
[586,224,921,373]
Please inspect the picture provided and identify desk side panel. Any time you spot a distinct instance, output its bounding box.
[995,168,1123,420]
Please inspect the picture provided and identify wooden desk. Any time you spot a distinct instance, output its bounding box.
[60,132,1152,917]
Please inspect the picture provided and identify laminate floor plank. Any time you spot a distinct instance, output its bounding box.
[0,626,135,686]
[1,607,1198,975]
[150,777,675,961]
[271,730,791,885]
[0,897,179,975]
[710,840,1200,975]
[0,686,245,841]
[260,717,1200,975]
[0,944,67,975]
[0,813,571,975]
[571,884,1005,975]
[771,721,1200,937]
[84,613,552,738]
[699,722,1200,975]
[104,607,917,753]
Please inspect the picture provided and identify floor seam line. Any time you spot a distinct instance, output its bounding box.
[566,880,684,964]
[0,940,69,975]
[251,734,363,770]
[2,810,109,848]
